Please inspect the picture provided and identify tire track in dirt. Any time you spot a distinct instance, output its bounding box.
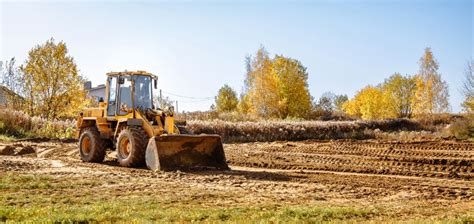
[225,141,473,180]
[1,140,473,203]
[224,140,474,200]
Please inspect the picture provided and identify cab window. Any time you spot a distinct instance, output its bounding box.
[107,77,117,116]
[118,76,132,115]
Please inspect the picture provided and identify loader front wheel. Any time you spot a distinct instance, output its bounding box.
[117,127,147,167]
[79,127,106,163]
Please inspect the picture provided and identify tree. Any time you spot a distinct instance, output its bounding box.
[243,46,313,119]
[272,55,312,118]
[461,60,474,112]
[246,46,281,117]
[153,95,174,110]
[343,86,386,120]
[334,94,348,112]
[243,55,252,94]
[21,38,87,119]
[381,73,416,118]
[342,97,361,118]
[237,93,251,114]
[315,92,336,114]
[0,58,24,96]
[313,92,347,115]
[343,48,448,120]
[412,48,450,116]
[215,84,238,112]
[0,58,25,109]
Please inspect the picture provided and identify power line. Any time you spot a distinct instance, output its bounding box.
[161,89,214,100]
[178,98,214,103]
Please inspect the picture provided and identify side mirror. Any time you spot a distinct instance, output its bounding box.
[154,79,158,89]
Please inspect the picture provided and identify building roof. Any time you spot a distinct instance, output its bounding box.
[106,70,157,78]
[88,84,106,91]
[0,85,23,99]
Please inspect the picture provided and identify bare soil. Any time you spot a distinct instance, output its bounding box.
[1,139,473,222]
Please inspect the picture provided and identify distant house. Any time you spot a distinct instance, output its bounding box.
[0,85,23,109]
[84,81,106,103]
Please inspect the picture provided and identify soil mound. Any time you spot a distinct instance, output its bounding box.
[0,145,16,155]
[17,146,36,155]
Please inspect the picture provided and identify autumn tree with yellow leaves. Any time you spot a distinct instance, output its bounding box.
[381,73,417,118]
[343,75,417,120]
[272,55,312,118]
[245,47,280,117]
[237,94,251,114]
[215,84,239,112]
[21,38,88,120]
[343,86,386,120]
[241,47,312,119]
[344,48,449,120]
[412,48,450,116]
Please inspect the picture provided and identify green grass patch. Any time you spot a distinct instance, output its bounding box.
[0,200,377,223]
[406,216,474,224]
[0,174,101,191]
[0,173,472,223]
[0,174,377,223]
[0,174,52,190]
[0,134,18,142]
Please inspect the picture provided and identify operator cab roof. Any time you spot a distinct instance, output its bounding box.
[106,70,157,79]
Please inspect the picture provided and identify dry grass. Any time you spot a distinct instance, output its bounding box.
[176,111,356,122]
[0,109,74,139]
[444,116,474,140]
[187,119,423,143]
[2,109,461,143]
[177,111,261,122]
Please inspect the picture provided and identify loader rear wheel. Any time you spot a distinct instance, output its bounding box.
[79,127,106,163]
[116,127,148,167]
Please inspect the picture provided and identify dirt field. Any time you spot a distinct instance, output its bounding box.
[1,139,473,222]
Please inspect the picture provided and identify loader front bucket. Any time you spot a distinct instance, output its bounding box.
[145,135,229,171]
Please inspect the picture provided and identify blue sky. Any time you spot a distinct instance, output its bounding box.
[1,0,472,112]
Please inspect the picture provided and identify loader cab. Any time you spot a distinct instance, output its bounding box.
[105,71,157,117]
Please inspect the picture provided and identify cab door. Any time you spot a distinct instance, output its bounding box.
[107,77,117,116]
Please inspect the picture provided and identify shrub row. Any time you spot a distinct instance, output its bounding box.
[187,119,423,143]
[0,109,75,139]
[176,111,356,122]
[177,111,260,122]
[0,109,433,142]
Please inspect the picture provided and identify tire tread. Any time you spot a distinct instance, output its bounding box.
[116,127,148,167]
[79,127,106,163]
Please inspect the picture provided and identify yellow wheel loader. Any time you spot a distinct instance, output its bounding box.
[76,71,228,171]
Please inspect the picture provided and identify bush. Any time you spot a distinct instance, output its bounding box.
[0,109,75,139]
[445,116,474,140]
[415,113,461,131]
[187,119,423,143]
[178,110,355,122]
[0,109,437,143]
[177,111,260,122]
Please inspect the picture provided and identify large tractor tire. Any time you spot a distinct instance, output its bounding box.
[79,127,106,163]
[116,127,148,167]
